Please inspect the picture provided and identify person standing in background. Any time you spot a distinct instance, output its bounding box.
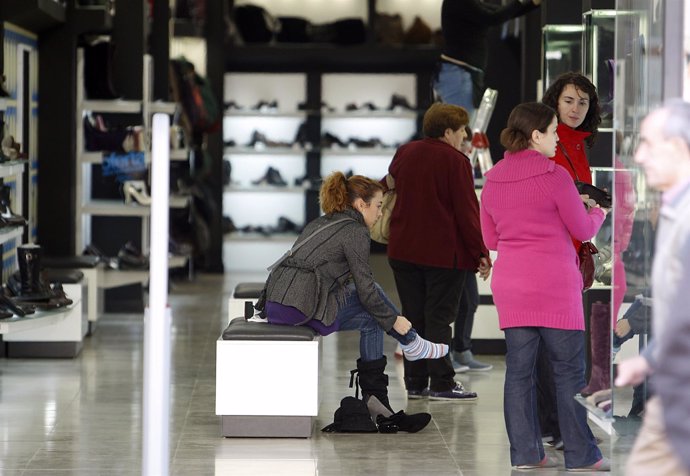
[387,103,491,401]
[433,0,542,116]
[616,100,690,476]
[433,0,543,373]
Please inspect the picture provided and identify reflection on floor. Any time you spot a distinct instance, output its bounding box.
[0,273,638,475]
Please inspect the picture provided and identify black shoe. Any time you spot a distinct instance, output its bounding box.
[252,167,288,187]
[275,216,301,234]
[294,174,322,189]
[388,93,415,111]
[224,100,244,111]
[117,241,148,269]
[321,132,347,148]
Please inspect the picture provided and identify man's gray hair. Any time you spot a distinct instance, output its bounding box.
[661,99,690,148]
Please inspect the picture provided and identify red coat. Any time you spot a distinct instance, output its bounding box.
[387,138,488,270]
[552,122,592,184]
[551,122,593,252]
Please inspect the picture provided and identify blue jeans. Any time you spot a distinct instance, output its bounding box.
[504,327,602,468]
[433,62,476,117]
[335,283,415,361]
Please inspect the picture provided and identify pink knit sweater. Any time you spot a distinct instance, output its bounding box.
[480,149,606,330]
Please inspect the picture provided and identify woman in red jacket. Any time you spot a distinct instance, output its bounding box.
[539,72,602,449]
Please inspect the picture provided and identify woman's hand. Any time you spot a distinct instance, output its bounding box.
[580,194,596,208]
[393,316,412,335]
[615,318,632,337]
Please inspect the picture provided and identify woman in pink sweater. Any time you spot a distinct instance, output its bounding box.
[480,103,609,472]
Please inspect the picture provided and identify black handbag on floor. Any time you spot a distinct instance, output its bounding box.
[321,396,378,433]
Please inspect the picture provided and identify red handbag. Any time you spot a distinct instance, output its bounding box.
[579,241,599,290]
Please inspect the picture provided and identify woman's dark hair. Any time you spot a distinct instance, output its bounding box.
[422,102,470,138]
[542,71,601,148]
[319,172,384,214]
[500,102,557,152]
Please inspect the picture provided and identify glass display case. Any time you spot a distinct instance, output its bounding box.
[541,25,584,95]
[583,10,616,129]
[610,0,665,442]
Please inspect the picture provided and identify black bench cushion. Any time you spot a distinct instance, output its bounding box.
[233,282,265,298]
[222,317,316,341]
[43,256,100,269]
[42,269,85,284]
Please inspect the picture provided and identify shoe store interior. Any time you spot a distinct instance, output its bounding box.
[0,0,687,474]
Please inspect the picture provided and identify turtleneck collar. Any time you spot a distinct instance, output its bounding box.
[557,122,591,145]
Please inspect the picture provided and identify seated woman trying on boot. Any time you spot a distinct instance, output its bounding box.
[256,171,447,433]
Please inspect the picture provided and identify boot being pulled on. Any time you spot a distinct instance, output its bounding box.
[355,357,432,433]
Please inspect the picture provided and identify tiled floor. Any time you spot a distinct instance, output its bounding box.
[0,272,638,475]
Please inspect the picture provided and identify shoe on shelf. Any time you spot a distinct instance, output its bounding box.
[406,387,429,400]
[567,457,610,472]
[122,180,151,205]
[454,350,493,371]
[252,166,288,187]
[514,455,559,471]
[388,93,415,112]
[428,381,477,401]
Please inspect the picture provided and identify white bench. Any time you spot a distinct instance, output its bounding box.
[215,317,321,438]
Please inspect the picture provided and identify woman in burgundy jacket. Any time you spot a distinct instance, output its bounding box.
[387,103,491,401]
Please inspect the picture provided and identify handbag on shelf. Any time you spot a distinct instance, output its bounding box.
[370,174,396,244]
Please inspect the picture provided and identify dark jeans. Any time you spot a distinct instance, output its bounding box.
[388,258,467,392]
[336,282,415,361]
[453,273,479,353]
[504,327,601,468]
[536,342,560,441]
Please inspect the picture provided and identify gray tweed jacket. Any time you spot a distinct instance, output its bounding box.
[261,207,397,331]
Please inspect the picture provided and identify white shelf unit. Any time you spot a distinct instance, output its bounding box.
[222,72,419,271]
[75,49,191,276]
[222,73,308,271]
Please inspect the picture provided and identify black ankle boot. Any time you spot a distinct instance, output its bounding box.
[15,244,51,300]
[0,185,28,227]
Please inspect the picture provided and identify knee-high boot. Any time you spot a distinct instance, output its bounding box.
[580,302,611,397]
[354,357,431,433]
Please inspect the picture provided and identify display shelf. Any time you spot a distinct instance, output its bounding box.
[80,151,104,164]
[0,99,7,112]
[169,254,189,269]
[82,200,152,216]
[225,45,440,72]
[223,146,308,156]
[320,148,397,156]
[2,0,66,33]
[224,111,307,119]
[71,4,114,34]
[225,232,298,242]
[149,101,177,115]
[223,186,305,194]
[170,149,189,161]
[0,226,25,246]
[0,306,72,334]
[322,111,417,119]
[98,268,148,289]
[81,99,142,113]
[0,160,28,179]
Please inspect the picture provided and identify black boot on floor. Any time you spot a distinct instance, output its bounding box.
[354,356,431,433]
